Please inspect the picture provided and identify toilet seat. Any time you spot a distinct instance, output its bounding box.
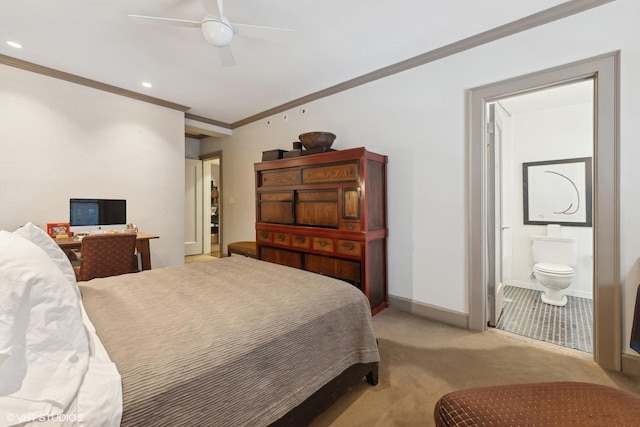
[534,262,574,276]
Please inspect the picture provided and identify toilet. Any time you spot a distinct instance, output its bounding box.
[531,225,577,307]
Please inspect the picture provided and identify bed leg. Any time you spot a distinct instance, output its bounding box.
[366,364,379,386]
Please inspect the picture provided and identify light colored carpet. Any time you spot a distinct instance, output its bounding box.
[311,308,640,427]
[184,244,221,264]
[184,254,219,264]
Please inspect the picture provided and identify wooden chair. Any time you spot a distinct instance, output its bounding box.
[73,233,138,281]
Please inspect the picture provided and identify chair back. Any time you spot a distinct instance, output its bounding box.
[78,233,137,281]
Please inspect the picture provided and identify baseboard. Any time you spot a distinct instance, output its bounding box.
[389,295,469,329]
[621,353,640,377]
[389,295,640,376]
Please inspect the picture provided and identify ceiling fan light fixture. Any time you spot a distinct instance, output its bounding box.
[202,15,233,47]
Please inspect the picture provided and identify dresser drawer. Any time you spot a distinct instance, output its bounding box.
[295,190,339,228]
[312,237,334,253]
[260,168,301,187]
[257,230,272,243]
[342,188,361,220]
[339,222,362,232]
[291,234,310,249]
[272,232,290,245]
[336,240,362,257]
[302,162,359,184]
[258,192,294,224]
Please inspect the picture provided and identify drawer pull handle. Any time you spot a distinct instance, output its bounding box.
[343,242,355,250]
[295,236,306,243]
[346,224,356,230]
[260,231,269,239]
[348,168,355,176]
[276,234,286,241]
[319,240,328,247]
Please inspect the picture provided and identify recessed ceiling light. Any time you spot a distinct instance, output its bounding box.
[142,82,152,88]
[6,40,23,49]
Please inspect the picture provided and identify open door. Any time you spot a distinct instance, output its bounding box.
[202,156,221,257]
[184,158,203,256]
[487,103,512,327]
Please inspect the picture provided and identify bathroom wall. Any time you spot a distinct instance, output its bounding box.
[507,94,594,298]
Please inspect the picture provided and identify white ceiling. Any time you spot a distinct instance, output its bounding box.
[1,0,574,126]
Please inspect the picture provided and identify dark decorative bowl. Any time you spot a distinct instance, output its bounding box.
[298,132,336,150]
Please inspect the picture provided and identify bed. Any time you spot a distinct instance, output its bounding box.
[0,223,380,426]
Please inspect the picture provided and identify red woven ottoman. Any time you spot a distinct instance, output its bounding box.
[434,382,640,426]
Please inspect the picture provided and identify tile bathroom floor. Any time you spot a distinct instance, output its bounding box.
[496,285,593,353]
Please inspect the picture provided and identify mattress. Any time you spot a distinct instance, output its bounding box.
[79,256,380,426]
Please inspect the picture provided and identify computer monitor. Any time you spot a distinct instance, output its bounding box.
[70,198,126,232]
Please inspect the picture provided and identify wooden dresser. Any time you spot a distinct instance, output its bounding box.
[255,147,388,314]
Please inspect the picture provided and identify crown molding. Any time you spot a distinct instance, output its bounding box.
[231,0,615,128]
[0,0,614,129]
[0,54,190,112]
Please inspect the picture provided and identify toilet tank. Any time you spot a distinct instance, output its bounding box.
[530,235,578,266]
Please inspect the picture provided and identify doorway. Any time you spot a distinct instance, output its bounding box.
[468,52,620,370]
[487,80,595,353]
[202,153,222,258]
[185,158,203,256]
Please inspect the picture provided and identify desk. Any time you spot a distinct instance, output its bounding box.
[57,232,159,271]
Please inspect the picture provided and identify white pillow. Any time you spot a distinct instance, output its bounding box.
[0,231,89,421]
[13,222,80,297]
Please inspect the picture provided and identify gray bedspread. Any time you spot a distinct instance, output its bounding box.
[79,256,380,426]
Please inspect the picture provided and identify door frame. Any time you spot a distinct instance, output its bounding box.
[201,151,223,255]
[184,158,204,256]
[468,52,620,370]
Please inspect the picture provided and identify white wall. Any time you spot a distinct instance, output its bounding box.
[202,0,640,355]
[0,64,185,268]
[509,102,594,299]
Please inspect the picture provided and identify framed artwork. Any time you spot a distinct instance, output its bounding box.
[47,222,71,238]
[523,157,592,227]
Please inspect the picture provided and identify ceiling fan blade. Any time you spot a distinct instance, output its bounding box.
[128,14,200,28]
[231,23,294,43]
[231,22,294,33]
[201,0,221,15]
[218,45,236,67]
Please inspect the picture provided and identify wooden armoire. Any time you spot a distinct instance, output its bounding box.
[254,147,388,314]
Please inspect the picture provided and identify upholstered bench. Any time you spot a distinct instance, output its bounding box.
[434,382,640,426]
[227,241,256,258]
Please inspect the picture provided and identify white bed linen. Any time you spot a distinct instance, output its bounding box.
[58,305,122,427]
[0,225,121,427]
[10,307,123,427]
[0,231,88,426]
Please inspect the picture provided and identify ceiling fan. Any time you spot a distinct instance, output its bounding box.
[128,0,293,67]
